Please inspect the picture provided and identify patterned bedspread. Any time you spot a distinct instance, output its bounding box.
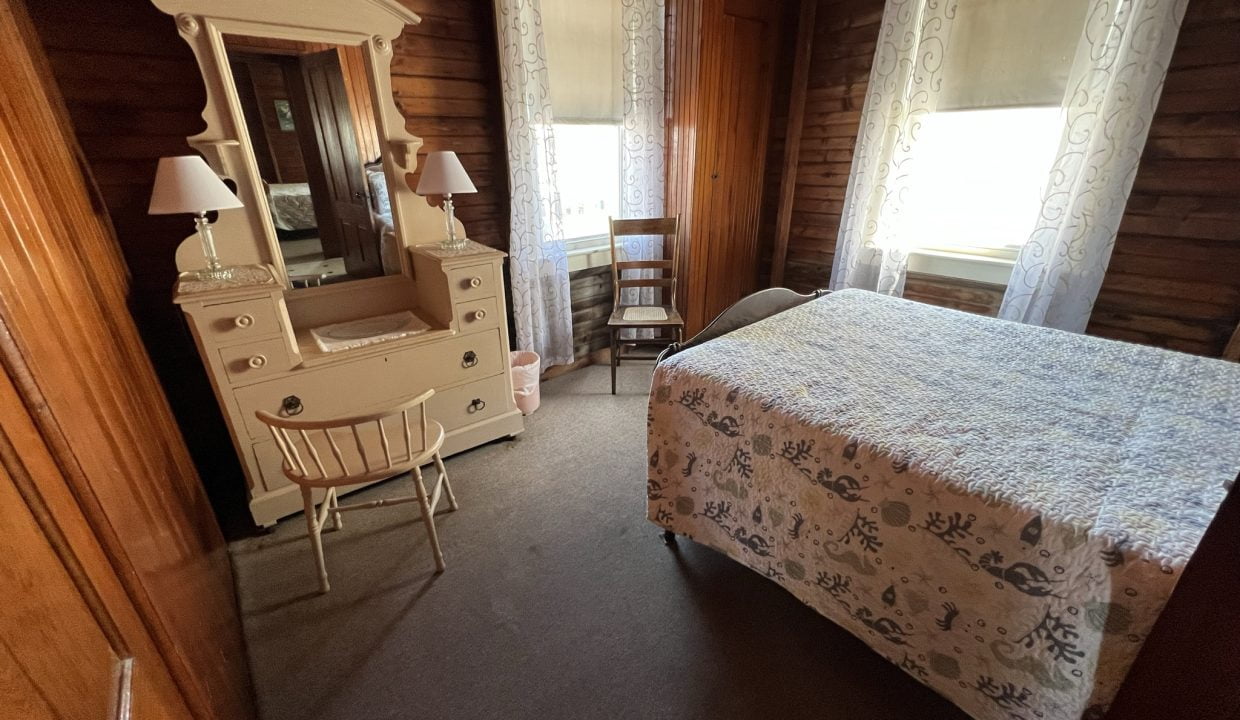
[647,289,1240,720]
[267,182,317,231]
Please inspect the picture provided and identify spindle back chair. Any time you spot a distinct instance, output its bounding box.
[255,388,458,592]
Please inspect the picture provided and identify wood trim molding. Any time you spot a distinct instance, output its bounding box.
[770,0,816,288]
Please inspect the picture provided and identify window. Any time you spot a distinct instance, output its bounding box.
[541,0,625,262]
[896,0,1090,282]
[898,106,1065,261]
[553,123,621,246]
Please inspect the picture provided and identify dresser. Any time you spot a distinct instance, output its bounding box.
[175,241,523,527]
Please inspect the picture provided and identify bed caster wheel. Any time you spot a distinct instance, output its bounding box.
[661,530,676,546]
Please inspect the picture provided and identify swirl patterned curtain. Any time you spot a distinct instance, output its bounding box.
[999,0,1187,332]
[619,0,667,311]
[831,0,959,295]
[494,0,575,368]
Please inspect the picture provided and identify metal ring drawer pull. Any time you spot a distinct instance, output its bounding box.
[472,309,487,321]
[468,276,482,288]
[468,398,486,414]
[247,354,267,369]
[281,395,303,416]
[462,350,478,368]
[234,313,255,328]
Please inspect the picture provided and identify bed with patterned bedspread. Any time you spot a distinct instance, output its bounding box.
[647,289,1240,720]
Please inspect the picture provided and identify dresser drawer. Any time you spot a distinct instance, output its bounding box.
[455,296,500,333]
[252,440,291,493]
[196,297,282,343]
[234,329,506,440]
[446,262,496,302]
[219,338,290,384]
[427,373,509,431]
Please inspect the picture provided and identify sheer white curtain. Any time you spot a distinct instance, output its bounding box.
[495,0,575,368]
[619,0,666,310]
[999,0,1187,332]
[831,0,959,295]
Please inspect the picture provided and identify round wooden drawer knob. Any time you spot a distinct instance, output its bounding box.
[234,314,255,329]
[247,354,267,369]
[468,276,482,288]
[472,309,487,321]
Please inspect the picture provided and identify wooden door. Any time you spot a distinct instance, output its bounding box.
[0,1,256,718]
[674,0,780,334]
[293,49,381,277]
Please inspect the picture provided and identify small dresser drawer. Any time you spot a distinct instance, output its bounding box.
[427,374,509,431]
[197,297,282,343]
[219,338,290,384]
[446,262,496,302]
[455,296,500,333]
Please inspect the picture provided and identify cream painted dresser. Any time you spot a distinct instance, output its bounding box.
[175,242,522,527]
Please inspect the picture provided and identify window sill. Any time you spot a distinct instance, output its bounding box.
[566,242,613,272]
[907,249,1013,286]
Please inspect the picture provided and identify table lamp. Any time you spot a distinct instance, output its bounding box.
[149,155,244,281]
[415,151,477,250]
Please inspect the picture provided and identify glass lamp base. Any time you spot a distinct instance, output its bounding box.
[193,266,237,281]
[440,236,469,251]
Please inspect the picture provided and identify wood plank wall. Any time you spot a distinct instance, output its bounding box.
[27,0,512,532]
[1085,0,1240,355]
[393,0,510,250]
[768,0,1240,353]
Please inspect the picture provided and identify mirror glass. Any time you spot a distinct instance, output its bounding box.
[224,35,398,287]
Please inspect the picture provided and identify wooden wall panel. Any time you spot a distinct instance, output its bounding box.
[767,0,1240,355]
[0,2,254,715]
[394,0,510,250]
[27,0,512,530]
[1086,1,1240,356]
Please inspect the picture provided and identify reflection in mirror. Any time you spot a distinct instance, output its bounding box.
[224,35,398,287]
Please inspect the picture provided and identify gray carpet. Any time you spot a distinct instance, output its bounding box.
[231,364,965,720]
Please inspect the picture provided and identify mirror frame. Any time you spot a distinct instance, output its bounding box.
[150,0,460,288]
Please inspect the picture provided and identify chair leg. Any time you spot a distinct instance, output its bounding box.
[610,327,618,395]
[301,486,330,593]
[329,487,343,531]
[412,466,446,573]
[434,452,459,511]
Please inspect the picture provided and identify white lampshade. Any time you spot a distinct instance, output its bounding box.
[148,155,243,215]
[415,151,477,196]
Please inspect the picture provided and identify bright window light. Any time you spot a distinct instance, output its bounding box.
[553,123,621,242]
[898,107,1064,258]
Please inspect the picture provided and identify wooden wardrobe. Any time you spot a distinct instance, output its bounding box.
[0,1,254,717]
[666,0,783,334]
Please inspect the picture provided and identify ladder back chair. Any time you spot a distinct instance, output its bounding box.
[255,389,458,593]
[607,215,684,394]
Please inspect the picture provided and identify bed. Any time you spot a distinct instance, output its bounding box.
[647,288,1240,720]
[266,182,317,232]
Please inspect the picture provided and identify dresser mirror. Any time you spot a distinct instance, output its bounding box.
[151,0,459,289]
[223,34,397,287]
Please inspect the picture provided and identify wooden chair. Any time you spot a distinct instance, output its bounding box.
[608,216,684,394]
[255,389,458,593]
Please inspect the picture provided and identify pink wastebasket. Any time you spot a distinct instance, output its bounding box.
[510,351,541,415]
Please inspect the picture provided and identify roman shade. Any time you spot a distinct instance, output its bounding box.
[541,0,623,122]
[937,0,1091,111]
